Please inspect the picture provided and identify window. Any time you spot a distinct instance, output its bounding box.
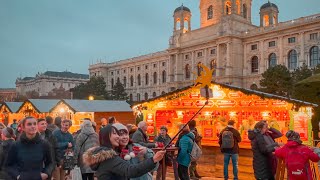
[185,54,189,59]
[153,64,156,68]
[111,72,113,75]
[197,52,203,57]
[162,70,166,83]
[210,60,217,76]
[250,84,258,90]
[288,37,296,43]
[130,68,133,72]
[117,77,120,83]
[137,67,140,70]
[162,62,166,66]
[130,76,134,86]
[153,92,157,97]
[117,71,119,74]
[310,33,318,40]
[145,65,148,70]
[310,46,319,67]
[185,64,191,79]
[197,62,203,76]
[269,41,276,47]
[243,4,247,18]
[111,78,114,88]
[94,73,96,76]
[123,70,126,73]
[288,50,298,69]
[251,56,259,73]
[226,2,231,15]
[144,93,148,100]
[137,74,141,86]
[210,49,216,55]
[53,82,55,86]
[137,93,141,101]
[123,77,127,87]
[129,94,133,102]
[145,73,149,85]
[268,53,277,68]
[153,72,157,84]
[207,5,213,20]
[251,44,257,50]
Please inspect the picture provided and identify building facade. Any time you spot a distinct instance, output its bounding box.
[89,0,320,101]
[0,88,17,102]
[16,71,89,97]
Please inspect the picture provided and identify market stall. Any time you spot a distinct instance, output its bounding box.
[133,83,317,147]
[16,99,60,119]
[50,99,134,133]
[0,102,23,125]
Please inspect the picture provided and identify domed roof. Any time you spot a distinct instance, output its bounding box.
[260,2,278,10]
[174,5,191,13]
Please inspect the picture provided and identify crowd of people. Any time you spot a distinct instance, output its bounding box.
[0,116,319,180]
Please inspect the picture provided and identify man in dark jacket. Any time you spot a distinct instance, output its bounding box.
[218,120,241,180]
[132,121,158,148]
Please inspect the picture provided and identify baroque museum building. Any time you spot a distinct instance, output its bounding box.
[89,0,320,102]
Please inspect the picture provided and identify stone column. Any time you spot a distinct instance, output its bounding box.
[260,40,265,72]
[300,32,305,66]
[279,36,284,65]
[243,42,247,76]
[226,42,231,76]
[191,51,195,80]
[216,44,220,76]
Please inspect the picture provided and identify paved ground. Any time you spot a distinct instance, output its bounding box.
[153,171,224,180]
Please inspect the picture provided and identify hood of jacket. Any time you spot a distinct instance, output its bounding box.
[185,132,195,140]
[285,140,301,147]
[83,146,118,170]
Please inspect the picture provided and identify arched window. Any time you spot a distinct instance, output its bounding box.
[130,76,134,86]
[162,70,166,83]
[153,92,157,97]
[210,60,217,76]
[144,93,148,100]
[197,62,203,76]
[288,50,298,69]
[207,5,213,20]
[250,84,258,90]
[310,46,319,67]
[226,2,231,15]
[251,56,259,73]
[176,19,180,30]
[111,78,114,88]
[123,76,127,87]
[264,15,270,26]
[137,93,141,101]
[153,72,157,84]
[137,74,141,86]
[129,94,133,101]
[243,4,247,18]
[269,53,277,68]
[117,77,120,83]
[161,91,166,95]
[145,73,149,85]
[185,64,191,79]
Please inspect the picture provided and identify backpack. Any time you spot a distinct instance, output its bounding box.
[221,130,234,149]
[190,140,202,162]
[286,146,310,180]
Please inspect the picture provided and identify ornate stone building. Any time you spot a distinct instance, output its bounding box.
[0,88,17,102]
[16,71,89,97]
[89,0,320,101]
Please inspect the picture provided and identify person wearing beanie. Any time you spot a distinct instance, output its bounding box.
[0,127,16,179]
[275,130,320,180]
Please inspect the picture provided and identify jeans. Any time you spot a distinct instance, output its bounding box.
[223,153,238,180]
[178,164,190,180]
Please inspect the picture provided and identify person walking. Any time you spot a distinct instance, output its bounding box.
[189,120,202,179]
[248,121,281,180]
[74,121,99,180]
[218,120,241,180]
[132,121,158,148]
[177,124,195,180]
[82,124,166,180]
[52,119,74,180]
[6,116,54,180]
[154,126,172,180]
[0,127,15,179]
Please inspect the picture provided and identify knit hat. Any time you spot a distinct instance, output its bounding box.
[160,126,168,132]
[112,123,128,133]
[2,127,16,139]
[286,130,302,144]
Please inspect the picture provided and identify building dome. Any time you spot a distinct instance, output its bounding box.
[260,2,278,10]
[174,5,191,13]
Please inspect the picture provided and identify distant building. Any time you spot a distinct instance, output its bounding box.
[0,88,17,102]
[16,71,89,97]
[89,1,320,102]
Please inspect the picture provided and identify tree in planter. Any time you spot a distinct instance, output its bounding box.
[109,81,128,100]
[259,65,293,96]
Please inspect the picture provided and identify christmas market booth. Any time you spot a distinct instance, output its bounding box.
[16,99,60,119]
[50,99,134,132]
[0,102,23,125]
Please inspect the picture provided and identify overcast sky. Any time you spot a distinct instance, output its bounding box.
[0,0,319,88]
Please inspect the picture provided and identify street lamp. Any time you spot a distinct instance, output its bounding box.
[88,95,94,100]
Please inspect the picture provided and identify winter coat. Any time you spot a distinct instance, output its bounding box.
[83,146,157,180]
[248,129,279,180]
[154,134,171,146]
[74,126,99,174]
[6,133,54,180]
[43,129,61,166]
[177,132,195,167]
[132,128,156,148]
[47,124,58,132]
[275,141,320,180]
[53,129,74,159]
[218,126,242,154]
[0,139,15,179]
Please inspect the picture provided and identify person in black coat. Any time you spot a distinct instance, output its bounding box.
[6,117,54,180]
[83,124,166,180]
[248,121,282,180]
[0,127,16,179]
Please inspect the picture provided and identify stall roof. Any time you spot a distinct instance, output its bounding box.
[134,82,318,107]
[60,99,133,113]
[4,102,24,113]
[19,99,60,113]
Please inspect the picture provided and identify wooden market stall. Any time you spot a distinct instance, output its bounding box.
[0,102,23,126]
[16,99,60,119]
[50,99,134,133]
